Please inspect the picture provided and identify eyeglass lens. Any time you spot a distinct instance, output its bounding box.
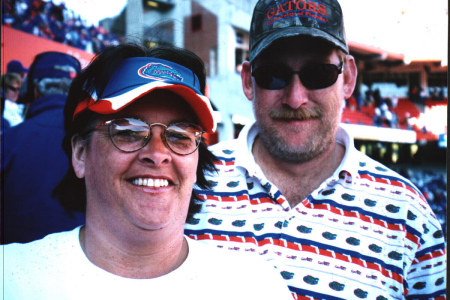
[252,63,343,90]
[109,118,202,155]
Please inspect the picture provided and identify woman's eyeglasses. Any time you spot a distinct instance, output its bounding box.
[251,62,343,90]
[89,118,204,155]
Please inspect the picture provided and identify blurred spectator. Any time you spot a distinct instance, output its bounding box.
[418,88,427,104]
[390,95,398,109]
[373,88,383,108]
[430,87,446,100]
[437,87,444,100]
[403,112,414,130]
[373,102,397,128]
[364,87,374,107]
[1,73,25,127]
[353,85,362,111]
[373,107,383,127]
[1,51,85,244]
[399,168,447,239]
[2,0,122,54]
[6,59,29,108]
[409,85,420,103]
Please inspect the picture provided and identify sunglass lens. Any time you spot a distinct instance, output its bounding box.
[253,66,289,90]
[300,64,339,90]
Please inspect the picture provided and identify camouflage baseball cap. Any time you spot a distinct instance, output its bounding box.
[249,0,348,62]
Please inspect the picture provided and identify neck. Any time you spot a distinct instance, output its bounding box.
[253,136,345,207]
[79,221,188,279]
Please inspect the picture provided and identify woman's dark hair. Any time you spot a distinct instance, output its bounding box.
[53,43,217,220]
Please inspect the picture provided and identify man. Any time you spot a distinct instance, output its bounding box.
[185,1,446,299]
[1,43,292,299]
[1,52,85,244]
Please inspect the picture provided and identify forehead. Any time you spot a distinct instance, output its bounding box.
[106,90,197,123]
[255,36,337,65]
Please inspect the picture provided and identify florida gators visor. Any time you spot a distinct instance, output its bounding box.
[73,57,216,133]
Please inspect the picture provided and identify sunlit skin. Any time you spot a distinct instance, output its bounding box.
[71,90,199,278]
[241,37,357,207]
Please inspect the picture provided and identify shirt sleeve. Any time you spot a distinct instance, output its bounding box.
[404,194,446,299]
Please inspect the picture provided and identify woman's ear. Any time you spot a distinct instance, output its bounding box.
[241,61,254,101]
[72,135,87,179]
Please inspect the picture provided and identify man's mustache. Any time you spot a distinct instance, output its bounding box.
[269,106,322,120]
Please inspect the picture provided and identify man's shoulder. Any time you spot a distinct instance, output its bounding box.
[351,149,409,181]
[208,139,240,155]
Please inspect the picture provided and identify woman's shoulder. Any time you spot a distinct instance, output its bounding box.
[2,226,82,265]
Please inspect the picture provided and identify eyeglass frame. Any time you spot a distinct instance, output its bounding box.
[250,61,344,90]
[88,118,205,156]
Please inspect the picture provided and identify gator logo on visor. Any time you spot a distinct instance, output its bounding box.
[138,63,183,82]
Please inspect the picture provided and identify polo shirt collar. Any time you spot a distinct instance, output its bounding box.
[234,122,360,183]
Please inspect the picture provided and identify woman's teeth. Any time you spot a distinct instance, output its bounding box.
[132,178,169,187]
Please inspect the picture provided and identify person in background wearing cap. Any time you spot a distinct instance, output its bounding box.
[185,1,446,299]
[0,43,293,299]
[1,51,85,244]
[6,59,29,103]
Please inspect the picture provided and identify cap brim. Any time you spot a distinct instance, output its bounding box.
[75,81,216,133]
[251,26,348,62]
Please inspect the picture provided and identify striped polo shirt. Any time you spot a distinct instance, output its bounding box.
[185,123,446,300]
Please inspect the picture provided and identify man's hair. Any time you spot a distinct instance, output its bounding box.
[33,77,73,98]
[20,51,81,105]
[53,43,217,220]
[1,73,22,88]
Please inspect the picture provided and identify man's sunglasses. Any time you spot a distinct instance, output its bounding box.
[251,62,344,90]
[6,85,20,92]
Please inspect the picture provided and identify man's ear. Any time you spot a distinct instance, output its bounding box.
[343,55,358,99]
[72,135,87,179]
[241,61,254,101]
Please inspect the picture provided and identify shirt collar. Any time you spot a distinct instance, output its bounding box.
[234,122,360,183]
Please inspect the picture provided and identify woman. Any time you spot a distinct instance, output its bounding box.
[1,43,292,299]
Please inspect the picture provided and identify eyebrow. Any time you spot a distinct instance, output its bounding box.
[119,116,197,126]
[167,118,197,126]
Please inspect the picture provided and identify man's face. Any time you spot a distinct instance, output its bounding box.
[248,37,355,163]
[72,90,199,234]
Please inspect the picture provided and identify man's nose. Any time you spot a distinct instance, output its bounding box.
[281,74,310,109]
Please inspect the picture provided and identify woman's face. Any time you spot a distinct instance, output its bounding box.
[72,90,200,235]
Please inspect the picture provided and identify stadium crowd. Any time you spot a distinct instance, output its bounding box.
[2,0,122,53]
[398,167,447,239]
